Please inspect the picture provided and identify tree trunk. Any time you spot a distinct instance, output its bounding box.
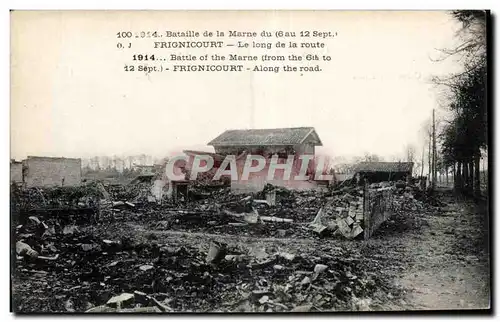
[468,160,474,192]
[467,160,472,193]
[463,161,469,192]
[446,166,449,185]
[453,163,456,189]
[456,161,462,191]
[474,154,481,197]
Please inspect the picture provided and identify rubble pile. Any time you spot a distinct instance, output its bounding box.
[102,182,157,205]
[11,184,101,211]
[128,182,158,203]
[153,193,307,238]
[14,180,444,313]
[11,184,101,226]
[270,192,326,223]
[390,182,444,214]
[310,186,365,239]
[124,185,355,239]
[98,183,401,240]
[13,180,443,242]
[13,222,399,312]
[105,184,139,202]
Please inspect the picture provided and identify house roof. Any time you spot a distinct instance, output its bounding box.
[354,162,414,173]
[207,127,322,146]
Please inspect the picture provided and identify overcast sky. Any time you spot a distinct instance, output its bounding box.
[11,11,463,161]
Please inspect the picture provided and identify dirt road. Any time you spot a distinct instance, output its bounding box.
[394,191,490,310]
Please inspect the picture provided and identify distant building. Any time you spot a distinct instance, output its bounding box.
[10,160,23,184]
[22,156,82,188]
[354,161,414,183]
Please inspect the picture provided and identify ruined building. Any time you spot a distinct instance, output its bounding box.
[207,127,325,193]
[22,156,82,188]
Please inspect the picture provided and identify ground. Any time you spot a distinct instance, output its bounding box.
[396,190,490,310]
[11,188,490,312]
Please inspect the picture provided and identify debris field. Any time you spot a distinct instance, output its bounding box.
[11,180,445,313]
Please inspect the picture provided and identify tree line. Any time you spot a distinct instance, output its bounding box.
[433,11,487,197]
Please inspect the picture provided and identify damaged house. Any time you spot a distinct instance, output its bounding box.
[207,127,326,193]
[354,161,414,184]
[148,127,328,201]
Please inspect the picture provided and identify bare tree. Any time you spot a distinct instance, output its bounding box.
[363,153,383,162]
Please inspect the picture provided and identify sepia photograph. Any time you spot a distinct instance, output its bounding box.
[9,10,490,313]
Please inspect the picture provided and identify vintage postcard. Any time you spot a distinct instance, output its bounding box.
[10,10,490,313]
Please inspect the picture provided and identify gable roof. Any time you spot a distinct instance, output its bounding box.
[354,162,414,173]
[207,127,322,146]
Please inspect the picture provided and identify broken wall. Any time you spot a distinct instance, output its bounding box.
[23,157,82,188]
[363,186,395,240]
[151,179,167,202]
[310,184,396,240]
[11,162,23,183]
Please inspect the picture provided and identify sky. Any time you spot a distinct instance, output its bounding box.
[10,11,463,162]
